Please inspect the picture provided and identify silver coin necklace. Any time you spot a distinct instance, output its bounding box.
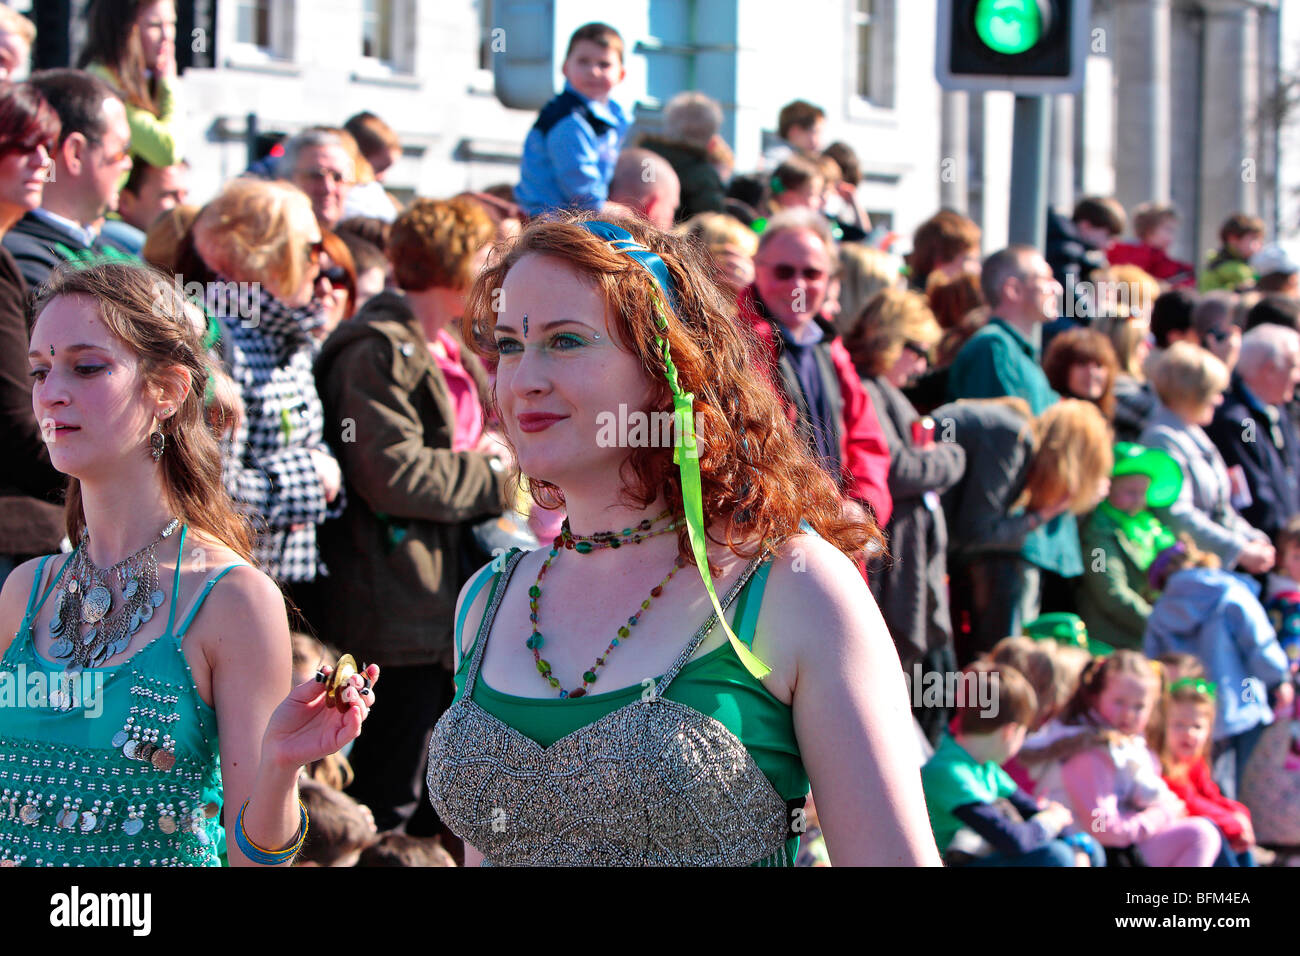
[48,517,180,668]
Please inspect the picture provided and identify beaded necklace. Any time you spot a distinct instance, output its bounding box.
[527,510,685,698]
[558,508,681,552]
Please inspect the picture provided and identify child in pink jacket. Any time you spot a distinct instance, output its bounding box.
[1019,650,1221,865]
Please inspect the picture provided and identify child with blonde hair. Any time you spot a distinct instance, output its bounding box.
[1149,669,1258,865]
[1020,651,1222,865]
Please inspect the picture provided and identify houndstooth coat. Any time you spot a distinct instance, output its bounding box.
[216,289,344,582]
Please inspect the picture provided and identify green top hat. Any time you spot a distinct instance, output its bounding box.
[1111,443,1183,509]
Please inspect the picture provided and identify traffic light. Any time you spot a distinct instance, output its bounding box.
[936,0,1091,94]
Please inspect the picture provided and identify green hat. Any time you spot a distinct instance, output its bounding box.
[1111,443,1183,509]
[1023,613,1089,650]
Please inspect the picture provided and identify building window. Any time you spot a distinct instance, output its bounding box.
[362,0,394,62]
[236,0,271,49]
[852,0,895,110]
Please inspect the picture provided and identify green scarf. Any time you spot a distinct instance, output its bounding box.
[1097,501,1174,570]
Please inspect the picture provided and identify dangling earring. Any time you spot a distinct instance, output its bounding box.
[150,411,170,462]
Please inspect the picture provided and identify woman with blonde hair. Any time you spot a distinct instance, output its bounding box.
[933,397,1113,662]
[1139,343,1274,574]
[834,244,903,335]
[192,178,345,630]
[844,289,966,743]
[0,261,378,865]
[678,211,757,294]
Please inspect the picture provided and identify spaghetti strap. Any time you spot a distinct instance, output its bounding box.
[175,563,246,640]
[28,552,75,622]
[654,551,768,698]
[462,549,528,696]
[162,525,189,636]
[22,555,55,624]
[733,555,774,650]
[454,555,511,673]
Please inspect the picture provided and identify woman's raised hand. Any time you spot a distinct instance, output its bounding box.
[261,663,379,770]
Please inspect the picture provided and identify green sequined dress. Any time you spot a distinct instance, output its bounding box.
[0,527,237,866]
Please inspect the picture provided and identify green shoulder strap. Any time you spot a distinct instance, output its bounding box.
[734,556,775,650]
[453,550,516,672]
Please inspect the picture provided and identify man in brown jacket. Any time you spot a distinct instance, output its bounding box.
[315,197,511,833]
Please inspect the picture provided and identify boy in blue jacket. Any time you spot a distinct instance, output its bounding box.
[516,23,630,217]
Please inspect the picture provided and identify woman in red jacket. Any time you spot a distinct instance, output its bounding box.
[1151,662,1259,865]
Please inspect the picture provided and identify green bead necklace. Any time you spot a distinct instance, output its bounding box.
[559,508,682,552]
[528,509,685,698]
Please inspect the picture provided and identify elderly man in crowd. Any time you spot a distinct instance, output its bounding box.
[1207,323,1300,541]
[280,127,355,230]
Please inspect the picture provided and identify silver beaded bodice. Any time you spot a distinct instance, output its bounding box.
[427,549,794,866]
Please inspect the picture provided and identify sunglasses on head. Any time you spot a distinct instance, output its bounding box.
[768,264,826,282]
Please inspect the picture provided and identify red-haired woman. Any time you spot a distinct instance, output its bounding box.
[427,213,939,866]
[0,261,378,865]
[0,82,62,588]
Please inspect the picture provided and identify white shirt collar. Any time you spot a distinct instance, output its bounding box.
[31,207,97,247]
[784,320,825,347]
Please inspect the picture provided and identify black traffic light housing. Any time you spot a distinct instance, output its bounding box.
[937,0,1091,94]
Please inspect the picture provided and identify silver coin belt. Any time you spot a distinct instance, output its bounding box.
[0,738,222,867]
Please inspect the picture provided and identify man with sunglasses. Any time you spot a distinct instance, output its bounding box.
[738,208,893,529]
[2,69,136,290]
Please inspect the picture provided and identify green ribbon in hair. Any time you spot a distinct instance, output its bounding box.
[578,220,771,681]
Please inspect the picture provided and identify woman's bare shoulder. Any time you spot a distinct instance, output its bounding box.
[753,534,885,665]
[178,536,287,654]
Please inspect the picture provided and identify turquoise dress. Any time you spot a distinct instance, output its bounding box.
[0,527,239,866]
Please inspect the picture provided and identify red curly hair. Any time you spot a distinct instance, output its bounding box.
[462,212,882,569]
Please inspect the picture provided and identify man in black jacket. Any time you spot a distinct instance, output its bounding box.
[1207,324,1300,540]
[2,69,135,289]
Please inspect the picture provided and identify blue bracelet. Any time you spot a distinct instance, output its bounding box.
[234,799,309,865]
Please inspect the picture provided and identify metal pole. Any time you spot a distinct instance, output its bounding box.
[1009,95,1050,249]
[246,112,259,172]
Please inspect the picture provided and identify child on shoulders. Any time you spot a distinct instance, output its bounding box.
[515,23,631,217]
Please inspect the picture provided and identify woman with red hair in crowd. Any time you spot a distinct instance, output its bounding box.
[426,212,938,867]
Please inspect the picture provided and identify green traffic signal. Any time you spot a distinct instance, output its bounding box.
[974,0,1045,55]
